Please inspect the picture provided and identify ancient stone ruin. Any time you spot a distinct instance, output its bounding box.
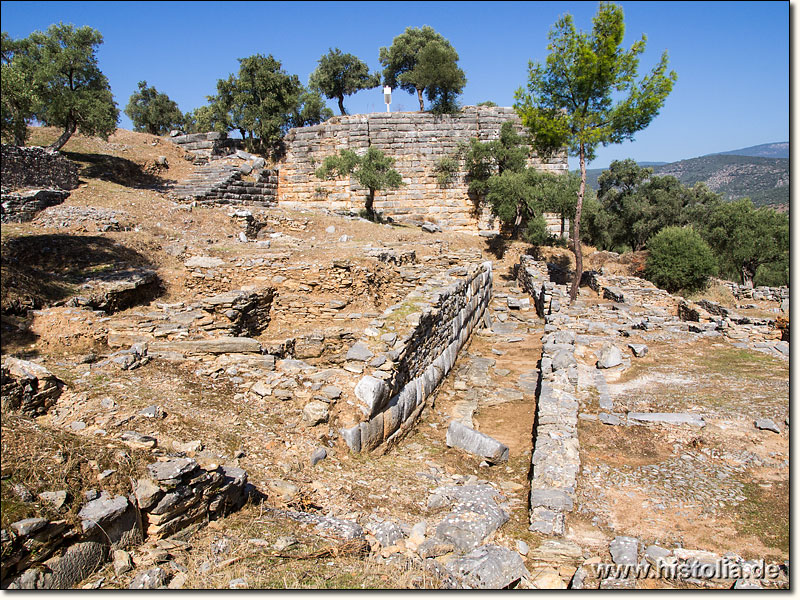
[279,106,568,233]
[1,144,79,223]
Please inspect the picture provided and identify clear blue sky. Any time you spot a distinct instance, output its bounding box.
[1,1,789,169]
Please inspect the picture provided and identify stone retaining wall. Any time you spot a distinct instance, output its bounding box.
[168,132,243,163]
[1,189,71,223]
[1,144,79,192]
[2,458,248,589]
[107,287,275,349]
[713,278,788,302]
[171,167,278,207]
[517,255,580,536]
[339,261,493,452]
[1,358,65,416]
[279,107,568,233]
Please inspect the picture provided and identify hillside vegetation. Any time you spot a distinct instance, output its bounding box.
[583,152,788,210]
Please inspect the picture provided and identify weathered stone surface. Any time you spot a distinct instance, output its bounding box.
[10,518,49,537]
[529,489,573,512]
[129,567,168,589]
[113,549,133,575]
[38,490,69,510]
[609,536,639,566]
[596,344,623,369]
[148,458,198,481]
[303,400,329,426]
[184,256,225,269]
[267,479,299,502]
[446,420,509,463]
[1,357,65,416]
[628,343,649,357]
[754,418,781,433]
[78,494,129,533]
[346,342,374,362]
[432,484,509,552]
[310,447,327,466]
[528,566,567,589]
[367,520,404,548]
[354,375,389,416]
[627,412,705,427]
[149,337,262,355]
[446,544,530,589]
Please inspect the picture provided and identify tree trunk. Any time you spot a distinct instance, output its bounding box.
[365,189,376,221]
[742,264,756,288]
[417,88,425,111]
[513,204,523,237]
[48,121,76,152]
[13,126,25,147]
[569,144,586,302]
[560,214,566,238]
[338,96,347,116]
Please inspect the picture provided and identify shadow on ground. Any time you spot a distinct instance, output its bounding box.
[64,152,173,189]
[1,234,157,315]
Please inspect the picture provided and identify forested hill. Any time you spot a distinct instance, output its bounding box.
[582,148,789,211]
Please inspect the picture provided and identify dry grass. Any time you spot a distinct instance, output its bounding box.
[169,504,443,589]
[686,279,737,306]
[0,413,151,531]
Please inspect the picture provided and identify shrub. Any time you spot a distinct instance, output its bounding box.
[645,226,717,293]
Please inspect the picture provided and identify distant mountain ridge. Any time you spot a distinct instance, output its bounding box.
[712,141,789,159]
[581,141,789,209]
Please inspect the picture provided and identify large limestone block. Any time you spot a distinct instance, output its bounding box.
[446,420,509,463]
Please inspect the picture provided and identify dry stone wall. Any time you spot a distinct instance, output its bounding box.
[339,261,493,452]
[3,458,248,589]
[279,107,568,233]
[517,255,580,536]
[1,144,79,192]
[168,132,243,163]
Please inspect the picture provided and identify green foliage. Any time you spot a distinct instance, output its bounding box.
[181,105,224,134]
[1,23,118,151]
[1,32,39,145]
[595,159,721,252]
[292,89,334,128]
[315,147,403,220]
[700,198,789,287]
[485,167,571,242]
[124,80,184,135]
[379,26,466,111]
[645,226,717,293]
[514,2,676,299]
[308,48,379,115]
[477,101,497,107]
[208,54,331,154]
[514,4,677,163]
[434,154,460,188]
[464,121,528,197]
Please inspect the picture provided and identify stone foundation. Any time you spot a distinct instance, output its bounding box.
[1,144,79,192]
[339,261,493,452]
[517,255,580,536]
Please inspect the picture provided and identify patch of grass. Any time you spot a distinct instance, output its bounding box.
[695,346,786,379]
[686,280,737,307]
[0,413,151,532]
[176,504,441,589]
[381,301,421,328]
[734,480,789,559]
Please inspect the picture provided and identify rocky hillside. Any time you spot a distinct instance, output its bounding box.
[652,154,788,208]
[582,150,788,211]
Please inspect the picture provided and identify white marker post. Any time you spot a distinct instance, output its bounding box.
[384,86,392,113]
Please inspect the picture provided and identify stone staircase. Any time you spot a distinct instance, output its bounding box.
[169,163,278,207]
